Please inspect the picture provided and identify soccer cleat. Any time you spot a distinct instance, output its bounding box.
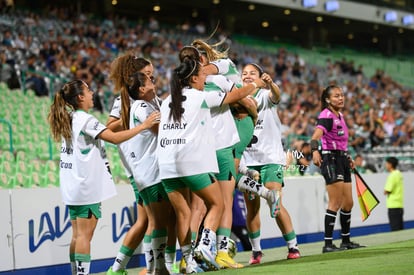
[228,238,237,259]
[179,258,186,274]
[340,241,365,250]
[106,267,128,275]
[249,251,263,265]
[171,262,181,274]
[216,251,244,269]
[186,258,205,273]
[267,190,281,218]
[322,244,345,253]
[195,245,220,271]
[195,258,211,272]
[287,248,301,259]
[246,169,260,181]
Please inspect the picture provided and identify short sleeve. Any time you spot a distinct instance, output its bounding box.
[109,96,121,118]
[83,116,107,139]
[316,118,333,133]
[210,59,228,75]
[205,74,235,93]
[203,91,226,108]
[384,173,395,192]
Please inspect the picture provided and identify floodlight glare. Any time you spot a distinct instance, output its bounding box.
[302,0,317,8]
[325,1,339,12]
[384,11,398,23]
[402,14,414,25]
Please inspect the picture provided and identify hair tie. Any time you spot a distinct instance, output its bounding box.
[59,87,65,100]
[250,63,264,76]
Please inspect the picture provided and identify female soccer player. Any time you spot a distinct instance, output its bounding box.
[48,80,159,275]
[106,55,176,274]
[241,63,301,264]
[157,57,265,273]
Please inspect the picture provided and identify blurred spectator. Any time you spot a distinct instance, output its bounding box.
[25,54,48,96]
[370,122,386,148]
[14,32,26,49]
[291,53,304,79]
[354,154,377,173]
[0,0,14,13]
[382,108,396,137]
[0,50,20,89]
[0,6,412,167]
[195,21,206,35]
[295,141,320,176]
[242,51,255,67]
[351,122,372,152]
[399,89,412,112]
[274,55,287,79]
[369,109,386,148]
[2,29,14,47]
[390,125,409,147]
[384,157,404,231]
[0,51,12,85]
[231,190,252,251]
[148,16,160,31]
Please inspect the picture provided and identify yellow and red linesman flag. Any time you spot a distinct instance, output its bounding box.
[354,169,380,221]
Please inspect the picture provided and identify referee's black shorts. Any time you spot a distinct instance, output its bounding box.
[320,152,351,185]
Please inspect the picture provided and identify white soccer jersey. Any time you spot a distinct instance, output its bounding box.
[211,58,242,87]
[242,88,286,166]
[157,88,225,179]
[109,95,138,118]
[204,74,240,150]
[59,110,117,205]
[123,99,160,191]
[109,96,122,118]
[108,95,137,178]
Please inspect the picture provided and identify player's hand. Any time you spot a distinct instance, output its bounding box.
[348,156,355,169]
[142,111,161,129]
[312,151,322,167]
[253,78,266,88]
[261,73,274,89]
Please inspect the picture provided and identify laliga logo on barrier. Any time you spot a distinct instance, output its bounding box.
[28,206,71,252]
[111,202,138,243]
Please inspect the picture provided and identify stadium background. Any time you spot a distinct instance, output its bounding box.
[15,0,414,55]
[1,0,412,186]
[1,0,414,274]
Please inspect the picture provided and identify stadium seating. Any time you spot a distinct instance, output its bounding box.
[0,84,129,188]
[1,11,414,189]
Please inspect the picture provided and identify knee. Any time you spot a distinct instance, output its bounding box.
[328,200,342,212]
[246,197,261,214]
[342,196,354,210]
[133,217,149,231]
[213,198,225,213]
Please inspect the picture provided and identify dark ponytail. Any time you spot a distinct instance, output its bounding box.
[169,58,200,122]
